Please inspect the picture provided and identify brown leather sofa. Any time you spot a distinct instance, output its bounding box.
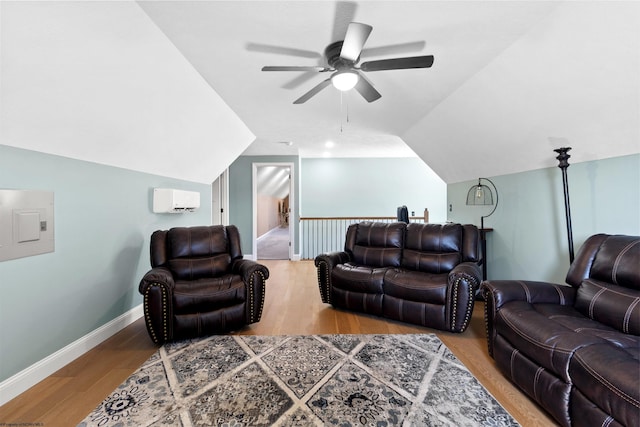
[315,221,481,332]
[139,225,269,344]
[482,234,640,427]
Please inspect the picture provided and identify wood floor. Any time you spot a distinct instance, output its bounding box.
[0,260,557,426]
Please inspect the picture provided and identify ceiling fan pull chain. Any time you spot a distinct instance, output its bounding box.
[346,93,350,124]
[340,92,344,133]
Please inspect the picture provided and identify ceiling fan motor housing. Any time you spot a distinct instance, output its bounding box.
[325,41,356,70]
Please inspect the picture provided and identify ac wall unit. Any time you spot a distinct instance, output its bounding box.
[153,188,200,213]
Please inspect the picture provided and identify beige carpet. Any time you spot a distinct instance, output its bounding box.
[257,226,290,260]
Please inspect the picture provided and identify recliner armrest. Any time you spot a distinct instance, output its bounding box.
[482,280,576,357]
[315,251,351,303]
[138,267,175,344]
[446,262,482,332]
[139,267,175,294]
[232,258,270,283]
[232,259,269,324]
[315,251,351,269]
[448,262,482,291]
[482,280,576,311]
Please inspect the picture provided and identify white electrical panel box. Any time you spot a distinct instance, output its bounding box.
[153,188,200,213]
[0,190,55,262]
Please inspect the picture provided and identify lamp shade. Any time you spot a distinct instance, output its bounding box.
[331,71,359,91]
[466,177,499,231]
[466,181,494,206]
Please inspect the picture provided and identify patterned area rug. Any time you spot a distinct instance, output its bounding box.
[78,334,519,426]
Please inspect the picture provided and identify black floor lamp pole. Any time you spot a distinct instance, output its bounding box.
[554,147,575,264]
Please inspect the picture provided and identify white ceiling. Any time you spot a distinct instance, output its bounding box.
[2,1,639,184]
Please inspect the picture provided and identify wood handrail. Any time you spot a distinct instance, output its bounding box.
[299,216,425,221]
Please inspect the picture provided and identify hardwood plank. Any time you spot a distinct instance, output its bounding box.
[0,260,556,426]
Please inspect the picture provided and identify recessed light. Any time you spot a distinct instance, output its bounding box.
[325,141,335,148]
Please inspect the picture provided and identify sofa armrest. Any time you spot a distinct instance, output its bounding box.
[446,262,482,332]
[449,262,482,291]
[482,280,576,310]
[315,251,351,303]
[232,259,269,324]
[138,267,175,344]
[481,280,576,357]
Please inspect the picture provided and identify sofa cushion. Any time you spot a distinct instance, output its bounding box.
[350,222,404,267]
[352,246,403,268]
[401,223,462,273]
[331,263,388,294]
[569,342,640,427]
[173,274,245,314]
[382,269,448,304]
[575,278,640,335]
[494,302,613,382]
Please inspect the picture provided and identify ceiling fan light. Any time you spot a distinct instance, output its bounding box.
[331,71,359,91]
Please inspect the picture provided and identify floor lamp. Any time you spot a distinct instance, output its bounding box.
[466,178,499,280]
[554,147,575,264]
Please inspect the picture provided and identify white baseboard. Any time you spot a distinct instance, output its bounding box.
[0,304,143,406]
[292,254,301,261]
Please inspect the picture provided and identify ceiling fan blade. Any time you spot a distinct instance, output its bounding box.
[262,66,330,72]
[361,41,426,58]
[246,43,321,59]
[354,72,381,103]
[360,55,434,72]
[293,79,332,104]
[282,72,321,90]
[340,22,373,62]
[331,1,358,43]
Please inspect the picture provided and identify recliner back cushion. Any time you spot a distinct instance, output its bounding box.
[166,226,231,279]
[168,226,229,259]
[575,278,640,335]
[402,223,463,273]
[590,236,639,290]
[169,254,232,280]
[348,222,404,268]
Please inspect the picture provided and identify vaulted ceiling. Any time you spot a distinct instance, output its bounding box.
[1,1,638,184]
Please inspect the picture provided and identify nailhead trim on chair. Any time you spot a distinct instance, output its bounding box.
[317,260,331,304]
[248,270,267,323]
[143,283,168,345]
[450,276,475,332]
[484,289,493,357]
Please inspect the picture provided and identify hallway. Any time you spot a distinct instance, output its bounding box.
[256,226,289,260]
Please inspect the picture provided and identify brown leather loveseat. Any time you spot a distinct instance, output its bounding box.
[482,234,640,427]
[139,225,269,344]
[315,221,481,332]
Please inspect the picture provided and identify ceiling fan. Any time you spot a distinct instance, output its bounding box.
[261,22,434,104]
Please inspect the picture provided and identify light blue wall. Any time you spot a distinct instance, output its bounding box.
[228,155,300,255]
[0,145,212,382]
[300,157,447,221]
[228,156,447,257]
[447,154,640,284]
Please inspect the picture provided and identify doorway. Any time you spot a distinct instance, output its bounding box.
[252,163,294,260]
[211,169,228,225]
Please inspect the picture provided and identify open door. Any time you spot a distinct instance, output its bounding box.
[252,162,294,260]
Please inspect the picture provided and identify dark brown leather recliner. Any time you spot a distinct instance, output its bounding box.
[139,225,269,344]
[315,222,482,332]
[482,234,640,427]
